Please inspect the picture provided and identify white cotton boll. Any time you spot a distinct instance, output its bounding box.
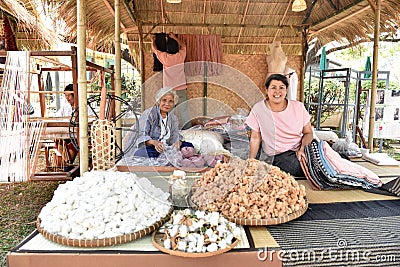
[201,246,207,253]
[164,239,172,249]
[177,240,187,251]
[179,225,188,237]
[216,224,227,235]
[207,243,218,252]
[205,228,214,239]
[209,212,220,226]
[168,225,179,237]
[218,239,227,249]
[232,226,241,238]
[196,235,205,252]
[209,233,218,243]
[225,233,234,245]
[186,247,195,253]
[186,233,197,243]
[188,224,199,232]
[195,210,206,219]
[183,209,191,216]
[188,241,196,251]
[173,213,183,225]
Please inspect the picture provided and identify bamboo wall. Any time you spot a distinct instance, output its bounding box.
[144,53,302,119]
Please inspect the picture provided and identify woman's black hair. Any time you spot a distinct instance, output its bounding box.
[265,73,289,88]
[64,84,74,96]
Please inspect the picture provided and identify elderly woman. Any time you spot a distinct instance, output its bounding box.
[245,74,313,176]
[133,87,193,158]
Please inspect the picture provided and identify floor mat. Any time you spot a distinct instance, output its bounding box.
[267,200,400,266]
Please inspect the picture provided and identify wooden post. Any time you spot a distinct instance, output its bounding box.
[367,0,381,152]
[37,64,46,117]
[77,0,89,174]
[138,26,145,110]
[299,28,307,102]
[115,0,122,148]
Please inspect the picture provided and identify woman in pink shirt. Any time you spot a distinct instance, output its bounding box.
[245,74,313,176]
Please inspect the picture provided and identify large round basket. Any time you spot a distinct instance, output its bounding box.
[152,231,239,258]
[36,207,173,247]
[225,200,308,226]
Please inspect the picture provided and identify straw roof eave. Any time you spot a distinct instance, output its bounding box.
[0,1,58,51]
[42,0,399,57]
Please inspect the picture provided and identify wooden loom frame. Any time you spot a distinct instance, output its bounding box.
[0,47,115,181]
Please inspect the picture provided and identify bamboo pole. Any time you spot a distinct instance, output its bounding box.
[367,0,381,152]
[299,28,307,102]
[37,64,46,117]
[77,0,89,174]
[115,0,122,149]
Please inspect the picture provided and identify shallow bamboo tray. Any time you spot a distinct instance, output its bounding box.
[224,200,308,226]
[152,231,239,257]
[36,207,173,247]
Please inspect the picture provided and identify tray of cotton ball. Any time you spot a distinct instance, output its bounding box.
[36,171,173,247]
[152,209,240,257]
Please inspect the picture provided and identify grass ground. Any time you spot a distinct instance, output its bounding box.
[0,181,62,267]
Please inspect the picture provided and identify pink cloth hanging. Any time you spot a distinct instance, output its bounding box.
[178,34,222,76]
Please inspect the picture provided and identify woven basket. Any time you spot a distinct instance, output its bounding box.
[152,231,239,258]
[225,200,308,226]
[36,207,173,247]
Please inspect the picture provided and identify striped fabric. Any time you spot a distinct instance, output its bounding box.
[382,177,400,196]
[267,205,400,267]
[303,140,381,190]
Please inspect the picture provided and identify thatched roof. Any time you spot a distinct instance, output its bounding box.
[46,0,400,55]
[0,0,58,50]
[45,0,399,59]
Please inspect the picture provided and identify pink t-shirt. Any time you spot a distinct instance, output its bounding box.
[245,100,311,155]
[154,47,187,91]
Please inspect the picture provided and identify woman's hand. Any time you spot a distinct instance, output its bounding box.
[168,32,177,40]
[147,140,165,153]
[296,146,306,162]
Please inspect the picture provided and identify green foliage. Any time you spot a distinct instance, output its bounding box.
[121,74,141,110]
[305,74,357,128]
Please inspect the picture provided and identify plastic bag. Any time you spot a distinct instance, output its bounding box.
[331,131,361,157]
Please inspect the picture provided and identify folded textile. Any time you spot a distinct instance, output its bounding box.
[317,141,378,189]
[363,177,400,196]
[303,140,382,190]
[363,153,400,166]
[322,141,382,186]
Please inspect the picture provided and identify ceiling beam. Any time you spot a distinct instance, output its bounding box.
[310,0,366,29]
[326,0,338,11]
[366,0,377,12]
[236,0,250,43]
[302,0,318,24]
[102,0,126,30]
[140,22,303,30]
[310,5,371,36]
[273,0,292,42]
[127,40,302,46]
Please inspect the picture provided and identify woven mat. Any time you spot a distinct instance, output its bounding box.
[17,226,249,252]
[266,200,400,266]
[299,179,399,204]
[354,161,400,177]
